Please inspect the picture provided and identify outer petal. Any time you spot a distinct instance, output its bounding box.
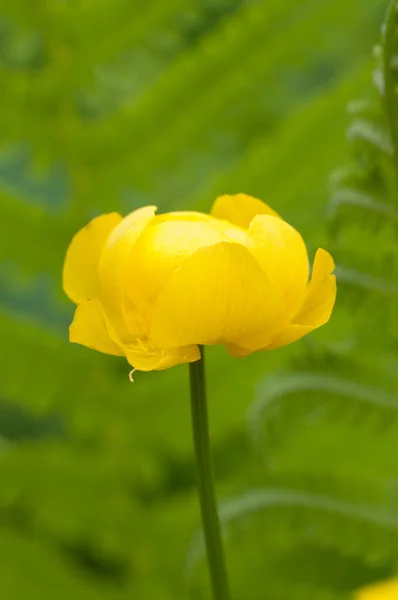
[69,299,123,356]
[124,341,200,372]
[150,242,284,351]
[246,214,309,318]
[354,579,398,599]
[63,213,122,304]
[210,193,280,229]
[99,206,157,337]
[266,248,336,350]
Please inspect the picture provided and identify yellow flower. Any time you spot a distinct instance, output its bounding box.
[354,579,398,599]
[62,194,336,371]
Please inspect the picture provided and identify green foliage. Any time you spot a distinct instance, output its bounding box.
[0,0,395,599]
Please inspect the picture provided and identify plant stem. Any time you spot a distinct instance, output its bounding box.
[189,347,231,600]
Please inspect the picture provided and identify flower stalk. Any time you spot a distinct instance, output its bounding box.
[189,347,231,600]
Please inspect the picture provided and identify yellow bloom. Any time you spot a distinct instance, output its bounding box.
[355,579,398,599]
[62,194,336,371]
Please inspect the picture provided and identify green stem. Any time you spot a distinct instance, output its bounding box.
[189,347,231,600]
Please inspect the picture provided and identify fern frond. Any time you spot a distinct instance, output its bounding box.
[346,119,393,155]
[247,372,398,456]
[188,487,398,599]
[382,0,398,163]
[246,370,398,485]
[328,188,398,226]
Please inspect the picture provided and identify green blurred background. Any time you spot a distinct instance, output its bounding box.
[1,0,398,598]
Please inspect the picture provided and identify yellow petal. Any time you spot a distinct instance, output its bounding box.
[69,299,123,356]
[63,213,122,304]
[127,214,227,309]
[246,214,309,317]
[267,248,336,350]
[99,206,157,337]
[210,193,280,229]
[150,242,284,351]
[354,579,398,600]
[154,210,247,244]
[124,340,200,372]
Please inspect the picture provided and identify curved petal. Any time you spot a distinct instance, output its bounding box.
[99,206,157,337]
[124,341,200,372]
[266,248,336,350]
[224,342,259,358]
[150,242,284,351]
[210,193,280,229]
[69,299,123,356]
[126,215,227,310]
[63,213,122,304]
[246,214,309,318]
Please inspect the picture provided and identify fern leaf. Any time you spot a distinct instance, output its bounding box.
[382,0,398,163]
[247,372,398,457]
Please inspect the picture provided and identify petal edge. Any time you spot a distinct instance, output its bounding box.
[266,248,336,350]
[124,342,200,371]
[211,193,280,229]
[69,299,123,356]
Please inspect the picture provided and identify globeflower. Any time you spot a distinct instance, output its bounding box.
[63,192,337,600]
[63,193,336,372]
